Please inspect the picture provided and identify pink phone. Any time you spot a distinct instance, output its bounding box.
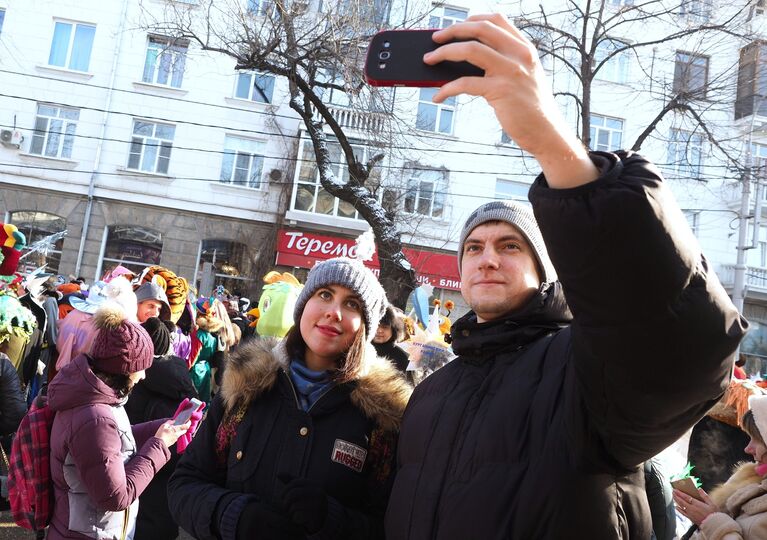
[173,398,203,426]
[365,29,484,87]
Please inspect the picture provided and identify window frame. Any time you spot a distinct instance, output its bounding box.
[234,70,275,103]
[47,19,96,72]
[247,0,273,16]
[101,225,163,275]
[291,136,382,220]
[196,239,254,294]
[494,178,530,202]
[679,0,713,23]
[127,119,176,175]
[417,87,456,134]
[142,35,188,88]
[428,5,468,28]
[594,38,630,84]
[30,103,80,159]
[736,41,767,119]
[673,51,709,98]
[589,114,624,152]
[667,128,705,179]
[404,167,448,219]
[9,211,66,274]
[220,135,266,189]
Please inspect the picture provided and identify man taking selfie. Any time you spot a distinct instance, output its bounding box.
[384,14,746,539]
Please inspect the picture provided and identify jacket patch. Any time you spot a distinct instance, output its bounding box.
[331,439,367,473]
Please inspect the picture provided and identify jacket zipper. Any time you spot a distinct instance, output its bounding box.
[120,506,129,540]
[281,369,337,412]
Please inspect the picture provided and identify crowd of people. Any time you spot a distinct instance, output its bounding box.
[0,13,762,540]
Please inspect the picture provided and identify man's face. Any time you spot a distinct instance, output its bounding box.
[460,221,541,323]
[137,299,163,322]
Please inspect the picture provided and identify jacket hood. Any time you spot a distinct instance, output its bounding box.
[139,354,198,400]
[221,338,412,432]
[48,353,122,411]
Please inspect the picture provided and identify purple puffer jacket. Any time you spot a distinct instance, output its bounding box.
[47,354,170,539]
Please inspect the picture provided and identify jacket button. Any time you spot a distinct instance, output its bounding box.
[235,451,243,460]
[299,427,309,436]
[462,330,469,337]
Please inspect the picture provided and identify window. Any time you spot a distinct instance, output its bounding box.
[30,104,79,159]
[127,120,175,174]
[607,0,634,5]
[668,129,704,178]
[102,226,163,274]
[501,131,512,144]
[142,36,187,88]
[683,210,700,237]
[752,143,767,200]
[197,239,254,296]
[48,20,96,72]
[756,0,767,17]
[247,0,273,16]
[736,41,767,119]
[9,211,66,274]
[673,51,709,98]
[292,137,381,220]
[417,88,456,134]
[589,114,624,151]
[495,179,530,202]
[404,168,447,219]
[680,0,712,22]
[220,136,265,189]
[234,71,275,103]
[0,9,5,35]
[594,39,629,84]
[428,5,468,28]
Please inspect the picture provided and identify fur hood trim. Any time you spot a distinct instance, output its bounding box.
[197,314,224,333]
[220,338,412,432]
[710,462,764,509]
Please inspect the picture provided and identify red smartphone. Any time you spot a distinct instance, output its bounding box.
[365,29,485,87]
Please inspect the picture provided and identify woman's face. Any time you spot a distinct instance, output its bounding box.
[299,285,363,370]
[128,370,146,386]
[373,322,393,344]
[745,435,767,465]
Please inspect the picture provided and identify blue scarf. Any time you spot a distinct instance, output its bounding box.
[288,360,334,411]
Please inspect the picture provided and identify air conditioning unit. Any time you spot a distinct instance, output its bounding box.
[0,129,23,148]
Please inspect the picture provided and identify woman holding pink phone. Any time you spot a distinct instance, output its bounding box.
[675,394,767,539]
[168,257,412,540]
[47,303,190,540]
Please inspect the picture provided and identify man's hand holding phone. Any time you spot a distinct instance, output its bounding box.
[366,14,598,188]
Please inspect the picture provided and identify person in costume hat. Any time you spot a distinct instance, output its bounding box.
[676,394,767,539]
[47,302,191,540]
[169,256,412,540]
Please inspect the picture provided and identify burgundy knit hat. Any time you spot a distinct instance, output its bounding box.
[90,302,154,375]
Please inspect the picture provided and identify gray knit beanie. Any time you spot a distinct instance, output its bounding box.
[293,257,388,341]
[457,200,556,283]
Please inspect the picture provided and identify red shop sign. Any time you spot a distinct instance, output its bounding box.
[275,229,462,291]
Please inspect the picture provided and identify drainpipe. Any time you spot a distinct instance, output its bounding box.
[75,0,130,278]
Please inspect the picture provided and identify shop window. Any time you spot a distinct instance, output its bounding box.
[197,239,253,295]
[101,225,163,274]
[9,211,66,274]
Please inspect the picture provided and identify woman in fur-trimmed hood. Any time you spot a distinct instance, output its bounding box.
[677,395,767,539]
[168,257,412,540]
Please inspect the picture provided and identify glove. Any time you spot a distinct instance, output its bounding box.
[280,475,329,534]
[171,398,206,454]
[236,500,303,540]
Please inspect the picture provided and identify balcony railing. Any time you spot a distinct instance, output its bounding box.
[720,264,767,293]
[312,104,387,134]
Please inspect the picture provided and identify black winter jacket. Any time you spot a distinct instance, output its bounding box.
[125,354,198,540]
[168,339,412,540]
[0,352,26,436]
[384,151,747,539]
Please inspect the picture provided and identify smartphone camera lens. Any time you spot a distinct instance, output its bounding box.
[379,51,391,60]
[383,41,391,48]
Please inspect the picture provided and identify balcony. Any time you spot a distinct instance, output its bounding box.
[719,263,767,301]
[312,104,387,136]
